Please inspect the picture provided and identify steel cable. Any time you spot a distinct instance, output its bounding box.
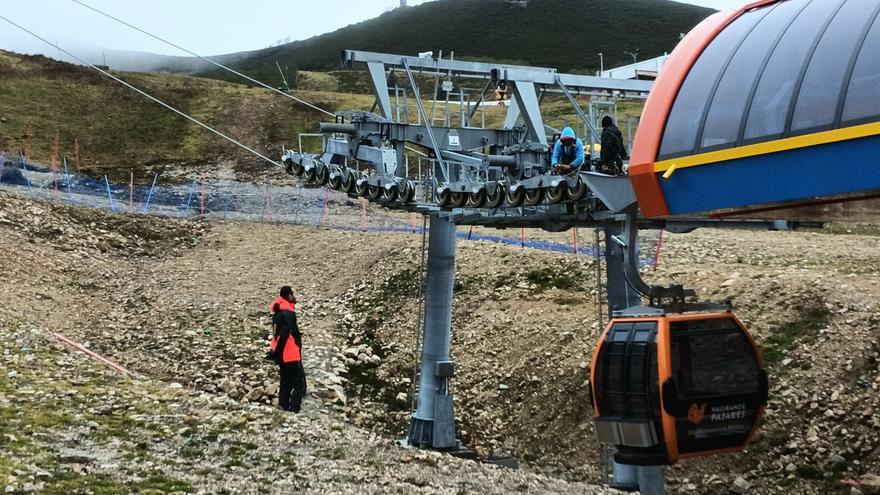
[70,0,430,162]
[0,14,284,168]
[70,0,336,118]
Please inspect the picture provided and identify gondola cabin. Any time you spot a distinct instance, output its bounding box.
[590,312,768,465]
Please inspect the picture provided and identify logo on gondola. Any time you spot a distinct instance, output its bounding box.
[688,403,708,425]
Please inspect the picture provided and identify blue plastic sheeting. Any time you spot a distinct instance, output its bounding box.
[0,162,659,265]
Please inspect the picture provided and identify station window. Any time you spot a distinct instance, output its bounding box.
[699,0,802,151]
[843,10,880,124]
[744,0,847,142]
[791,0,880,133]
[658,9,764,158]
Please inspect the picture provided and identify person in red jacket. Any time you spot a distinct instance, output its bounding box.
[267,286,306,413]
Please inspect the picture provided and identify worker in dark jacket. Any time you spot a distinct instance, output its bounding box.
[599,116,628,175]
[267,286,306,413]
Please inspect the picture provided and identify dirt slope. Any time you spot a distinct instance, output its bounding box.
[0,190,617,494]
[1,188,878,494]
[337,229,880,494]
[0,51,371,184]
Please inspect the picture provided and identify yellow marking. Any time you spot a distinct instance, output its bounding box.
[662,163,678,180]
[653,121,880,173]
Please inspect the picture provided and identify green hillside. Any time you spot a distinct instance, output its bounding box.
[0,51,372,182]
[201,0,714,84]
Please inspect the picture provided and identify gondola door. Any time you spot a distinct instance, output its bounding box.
[658,314,769,461]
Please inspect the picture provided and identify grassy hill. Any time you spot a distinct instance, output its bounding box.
[200,0,714,85]
[0,50,648,185]
[0,51,372,183]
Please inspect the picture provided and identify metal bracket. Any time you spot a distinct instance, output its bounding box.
[621,210,699,309]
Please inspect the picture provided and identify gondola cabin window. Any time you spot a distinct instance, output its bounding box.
[666,317,764,456]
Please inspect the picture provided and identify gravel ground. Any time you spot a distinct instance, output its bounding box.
[1,189,878,494]
[0,190,618,494]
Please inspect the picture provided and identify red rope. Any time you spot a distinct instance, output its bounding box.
[653,229,665,271]
[199,175,206,216]
[51,332,133,377]
[319,189,331,227]
[360,199,367,231]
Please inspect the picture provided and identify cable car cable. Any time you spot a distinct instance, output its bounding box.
[0,14,284,169]
[69,0,336,119]
[68,0,431,163]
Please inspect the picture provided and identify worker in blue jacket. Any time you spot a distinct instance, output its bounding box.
[551,127,585,174]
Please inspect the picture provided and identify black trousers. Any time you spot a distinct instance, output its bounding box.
[279,361,307,412]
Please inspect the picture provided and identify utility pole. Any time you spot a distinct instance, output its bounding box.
[625,49,640,64]
[598,52,604,76]
[400,0,407,7]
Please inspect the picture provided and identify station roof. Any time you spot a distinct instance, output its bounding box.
[629,0,880,217]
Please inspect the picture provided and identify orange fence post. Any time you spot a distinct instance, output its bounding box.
[24,124,32,162]
[360,198,368,231]
[51,131,61,198]
[199,175,206,216]
[572,227,579,255]
[51,332,134,377]
[73,139,81,175]
[319,189,331,227]
[653,229,665,271]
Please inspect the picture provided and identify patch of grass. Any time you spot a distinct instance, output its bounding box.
[0,455,18,483]
[42,472,192,495]
[86,413,146,442]
[28,410,76,428]
[0,51,329,182]
[381,269,421,300]
[180,445,203,459]
[317,446,346,460]
[795,464,822,480]
[526,267,580,292]
[553,296,583,306]
[761,305,832,368]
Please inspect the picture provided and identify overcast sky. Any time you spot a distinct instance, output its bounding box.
[0,0,747,61]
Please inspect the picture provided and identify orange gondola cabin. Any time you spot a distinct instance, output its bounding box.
[590,311,769,465]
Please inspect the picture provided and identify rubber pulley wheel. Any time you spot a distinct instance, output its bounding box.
[523,188,545,207]
[328,173,343,190]
[436,188,452,208]
[342,173,358,194]
[467,189,487,208]
[547,182,568,203]
[399,181,416,203]
[367,184,382,201]
[315,165,330,185]
[380,185,399,202]
[450,192,468,208]
[567,178,588,202]
[506,186,526,207]
[486,186,505,208]
[355,180,370,197]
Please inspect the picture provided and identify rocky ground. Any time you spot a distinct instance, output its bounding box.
[0,190,616,494]
[1,188,879,494]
